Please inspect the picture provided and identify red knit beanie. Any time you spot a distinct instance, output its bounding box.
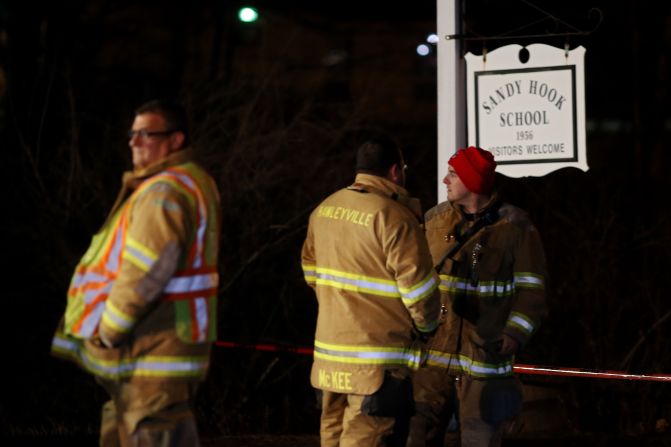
[448,146,496,194]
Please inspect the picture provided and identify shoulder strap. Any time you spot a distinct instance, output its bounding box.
[434,201,501,272]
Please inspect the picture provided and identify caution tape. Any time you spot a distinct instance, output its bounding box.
[215,341,671,382]
[215,340,314,356]
[513,364,671,382]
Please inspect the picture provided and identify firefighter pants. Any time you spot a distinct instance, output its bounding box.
[97,378,201,447]
[406,368,522,447]
[320,370,413,447]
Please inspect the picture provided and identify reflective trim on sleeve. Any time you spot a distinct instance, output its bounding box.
[302,264,317,284]
[506,311,535,335]
[514,272,545,289]
[399,272,438,305]
[101,300,135,333]
[122,237,158,272]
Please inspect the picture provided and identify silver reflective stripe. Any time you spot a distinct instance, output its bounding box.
[132,358,208,374]
[509,314,534,333]
[478,282,514,295]
[83,283,112,305]
[441,278,477,293]
[165,273,219,293]
[104,302,133,332]
[315,272,399,295]
[315,345,420,367]
[52,335,209,377]
[124,245,155,270]
[401,275,437,302]
[194,297,208,342]
[440,276,514,296]
[427,352,513,377]
[302,266,317,281]
[71,271,110,289]
[77,302,106,337]
[470,362,513,376]
[514,274,543,287]
[106,228,124,272]
[52,335,78,352]
[165,170,207,270]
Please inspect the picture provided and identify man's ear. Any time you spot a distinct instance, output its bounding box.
[170,132,186,151]
[388,163,402,184]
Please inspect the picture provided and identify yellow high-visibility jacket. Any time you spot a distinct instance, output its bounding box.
[301,173,441,395]
[51,149,221,383]
[424,196,548,378]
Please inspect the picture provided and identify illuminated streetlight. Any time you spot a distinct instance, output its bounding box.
[238,7,259,23]
[416,44,431,56]
[426,33,439,44]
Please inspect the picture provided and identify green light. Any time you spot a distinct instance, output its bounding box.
[238,7,259,23]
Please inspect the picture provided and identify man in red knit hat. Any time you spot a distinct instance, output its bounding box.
[406,146,548,447]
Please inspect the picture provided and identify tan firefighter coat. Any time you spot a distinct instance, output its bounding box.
[51,149,221,385]
[423,195,548,377]
[301,173,441,395]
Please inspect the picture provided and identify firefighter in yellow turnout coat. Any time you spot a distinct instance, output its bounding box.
[302,138,441,447]
[406,147,548,447]
[51,100,220,447]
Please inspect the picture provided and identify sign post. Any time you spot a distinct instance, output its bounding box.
[436,0,466,202]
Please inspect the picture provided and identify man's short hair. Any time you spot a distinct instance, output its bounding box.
[135,99,189,147]
[355,136,403,177]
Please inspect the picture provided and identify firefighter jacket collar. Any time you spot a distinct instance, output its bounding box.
[124,148,195,186]
[104,149,197,225]
[454,191,500,222]
[353,173,422,219]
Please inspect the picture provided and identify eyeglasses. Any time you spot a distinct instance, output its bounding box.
[128,129,175,139]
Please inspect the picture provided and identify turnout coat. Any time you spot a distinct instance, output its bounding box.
[301,173,441,395]
[423,195,548,377]
[51,149,221,385]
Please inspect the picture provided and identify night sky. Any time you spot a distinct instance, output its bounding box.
[2,0,671,442]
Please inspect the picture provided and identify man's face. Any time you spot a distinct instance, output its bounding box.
[443,165,470,204]
[128,112,176,170]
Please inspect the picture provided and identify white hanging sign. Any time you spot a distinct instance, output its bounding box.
[465,44,588,177]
